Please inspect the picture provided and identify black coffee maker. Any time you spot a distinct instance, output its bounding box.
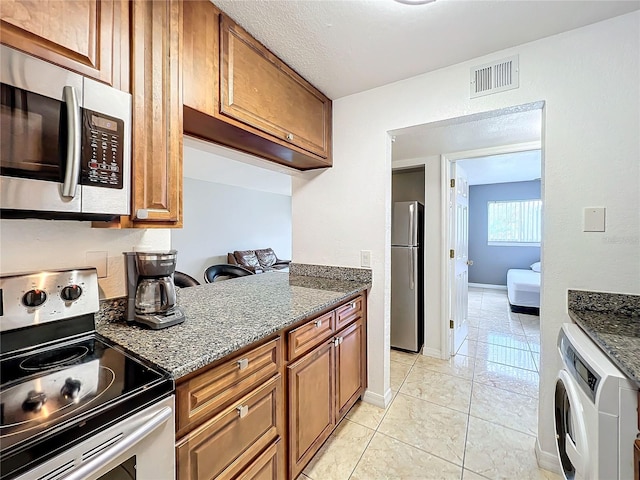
[124,250,185,329]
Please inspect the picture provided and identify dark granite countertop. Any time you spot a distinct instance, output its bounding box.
[568,290,640,388]
[97,272,370,380]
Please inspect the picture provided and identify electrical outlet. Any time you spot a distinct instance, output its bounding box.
[86,251,108,278]
[360,250,372,268]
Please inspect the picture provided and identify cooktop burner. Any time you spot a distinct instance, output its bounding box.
[19,345,89,371]
[0,336,169,452]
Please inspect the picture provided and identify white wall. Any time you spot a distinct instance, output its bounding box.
[0,220,170,299]
[172,141,292,281]
[292,11,640,464]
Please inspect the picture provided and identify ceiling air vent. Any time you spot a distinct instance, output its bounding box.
[470,55,519,98]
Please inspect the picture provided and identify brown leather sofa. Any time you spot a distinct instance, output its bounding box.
[227,248,290,273]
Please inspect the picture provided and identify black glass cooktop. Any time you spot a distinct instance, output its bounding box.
[0,334,173,480]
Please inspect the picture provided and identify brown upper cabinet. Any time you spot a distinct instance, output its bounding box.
[127,0,183,226]
[0,0,129,91]
[96,0,183,229]
[183,1,332,170]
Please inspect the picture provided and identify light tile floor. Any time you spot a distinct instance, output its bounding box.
[298,287,561,480]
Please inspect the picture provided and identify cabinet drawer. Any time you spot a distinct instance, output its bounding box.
[288,311,335,360]
[335,295,364,331]
[177,374,282,480]
[236,438,282,480]
[177,337,280,435]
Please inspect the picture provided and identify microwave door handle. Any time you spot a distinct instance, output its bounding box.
[61,85,81,198]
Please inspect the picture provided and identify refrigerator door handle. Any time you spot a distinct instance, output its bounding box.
[408,203,414,246]
[409,247,414,290]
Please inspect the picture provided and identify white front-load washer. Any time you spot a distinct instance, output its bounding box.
[555,323,638,480]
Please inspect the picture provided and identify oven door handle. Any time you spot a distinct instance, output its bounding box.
[61,85,81,199]
[64,406,172,480]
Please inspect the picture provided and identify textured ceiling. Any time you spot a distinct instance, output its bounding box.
[213,0,640,99]
[391,107,542,160]
[458,150,541,186]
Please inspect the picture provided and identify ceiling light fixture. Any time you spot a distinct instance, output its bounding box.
[394,0,436,5]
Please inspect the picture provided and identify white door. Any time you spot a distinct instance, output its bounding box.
[450,163,469,355]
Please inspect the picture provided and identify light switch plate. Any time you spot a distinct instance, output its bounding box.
[584,207,605,232]
[360,250,372,268]
[86,251,108,278]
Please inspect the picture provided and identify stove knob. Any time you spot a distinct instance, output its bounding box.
[22,289,47,308]
[61,378,82,400]
[60,285,82,302]
[23,390,47,412]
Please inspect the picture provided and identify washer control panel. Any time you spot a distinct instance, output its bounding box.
[558,328,601,403]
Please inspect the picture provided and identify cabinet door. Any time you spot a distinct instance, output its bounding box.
[0,0,128,90]
[129,0,182,226]
[182,0,219,117]
[336,319,365,419]
[288,340,335,479]
[220,15,331,160]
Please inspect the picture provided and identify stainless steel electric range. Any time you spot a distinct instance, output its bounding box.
[0,268,175,480]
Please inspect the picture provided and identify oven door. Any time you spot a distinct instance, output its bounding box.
[0,45,84,214]
[15,396,176,480]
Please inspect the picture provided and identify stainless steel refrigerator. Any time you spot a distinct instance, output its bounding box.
[391,201,424,352]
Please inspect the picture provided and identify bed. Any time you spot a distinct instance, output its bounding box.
[507,265,541,314]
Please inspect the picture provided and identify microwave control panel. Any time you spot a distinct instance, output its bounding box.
[81,109,124,189]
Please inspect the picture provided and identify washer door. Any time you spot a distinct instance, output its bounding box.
[555,370,589,480]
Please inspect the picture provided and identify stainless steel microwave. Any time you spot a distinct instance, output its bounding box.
[0,45,131,220]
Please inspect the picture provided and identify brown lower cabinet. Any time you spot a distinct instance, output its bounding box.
[288,340,336,478]
[635,438,639,480]
[288,318,365,480]
[175,293,367,480]
[176,374,283,480]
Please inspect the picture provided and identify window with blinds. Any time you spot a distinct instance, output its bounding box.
[487,199,542,246]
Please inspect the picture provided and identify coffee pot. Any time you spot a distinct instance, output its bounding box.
[125,250,185,329]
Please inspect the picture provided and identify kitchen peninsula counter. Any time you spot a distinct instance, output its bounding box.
[97,271,370,379]
[568,290,640,388]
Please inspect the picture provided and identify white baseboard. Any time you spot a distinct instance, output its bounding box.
[535,439,561,473]
[422,347,443,359]
[363,388,393,408]
[469,283,507,291]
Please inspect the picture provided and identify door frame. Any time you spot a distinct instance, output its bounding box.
[440,141,542,358]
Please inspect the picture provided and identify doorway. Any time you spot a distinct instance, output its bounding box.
[390,101,544,359]
[443,144,542,357]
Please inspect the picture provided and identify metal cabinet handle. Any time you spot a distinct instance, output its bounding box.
[61,85,81,199]
[314,319,322,328]
[350,301,357,310]
[136,209,149,220]
[237,405,249,418]
[286,133,294,141]
[237,358,249,370]
[333,337,343,347]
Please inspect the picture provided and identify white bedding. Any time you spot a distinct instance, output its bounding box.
[507,269,540,308]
